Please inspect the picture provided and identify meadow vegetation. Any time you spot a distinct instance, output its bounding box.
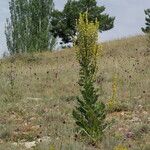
[0,35,150,149]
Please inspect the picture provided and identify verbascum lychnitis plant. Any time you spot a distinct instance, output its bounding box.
[107,74,118,112]
[49,145,55,150]
[113,145,128,150]
[73,12,107,143]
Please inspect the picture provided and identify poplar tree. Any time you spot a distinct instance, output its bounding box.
[5,0,29,54]
[29,0,55,51]
[5,0,55,54]
[73,13,107,142]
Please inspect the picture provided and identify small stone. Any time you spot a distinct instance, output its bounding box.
[24,141,36,149]
[143,111,148,115]
[12,142,18,146]
[0,139,3,144]
[138,105,143,109]
[131,117,141,122]
[118,127,123,131]
[121,112,125,116]
[56,137,59,140]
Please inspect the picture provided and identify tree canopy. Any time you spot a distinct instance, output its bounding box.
[5,0,55,54]
[51,0,115,44]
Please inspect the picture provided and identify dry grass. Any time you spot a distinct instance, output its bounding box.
[0,35,150,150]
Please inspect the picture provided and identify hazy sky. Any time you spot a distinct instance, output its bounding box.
[0,0,150,56]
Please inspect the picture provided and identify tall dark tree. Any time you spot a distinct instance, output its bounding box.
[142,9,150,33]
[142,8,150,51]
[51,0,115,44]
[5,0,55,55]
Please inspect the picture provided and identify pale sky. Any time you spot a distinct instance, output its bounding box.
[0,0,150,56]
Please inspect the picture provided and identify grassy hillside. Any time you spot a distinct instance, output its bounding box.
[0,35,149,150]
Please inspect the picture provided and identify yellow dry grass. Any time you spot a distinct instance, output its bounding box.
[0,35,149,150]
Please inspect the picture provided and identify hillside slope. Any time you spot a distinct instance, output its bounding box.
[0,35,149,150]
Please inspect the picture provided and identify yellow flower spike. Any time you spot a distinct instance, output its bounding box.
[114,145,128,150]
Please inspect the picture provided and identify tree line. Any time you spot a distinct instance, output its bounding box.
[5,0,150,55]
[5,0,115,54]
